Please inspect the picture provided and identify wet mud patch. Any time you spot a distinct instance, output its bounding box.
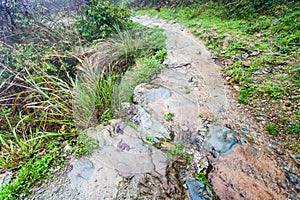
[208,144,288,200]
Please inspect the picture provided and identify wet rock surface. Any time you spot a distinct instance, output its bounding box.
[34,15,300,200]
[206,125,239,155]
[186,178,213,200]
[208,144,287,200]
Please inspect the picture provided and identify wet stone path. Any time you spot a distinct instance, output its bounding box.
[34,16,300,199]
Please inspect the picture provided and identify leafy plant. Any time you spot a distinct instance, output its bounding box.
[195,172,214,193]
[208,114,219,122]
[164,112,175,122]
[153,49,167,63]
[145,136,156,144]
[167,141,190,162]
[266,124,278,135]
[0,141,64,200]
[77,1,131,42]
[289,122,300,135]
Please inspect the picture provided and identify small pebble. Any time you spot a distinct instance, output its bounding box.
[55,186,61,194]
[198,128,207,132]
[37,188,46,194]
[225,124,232,129]
[287,172,300,184]
[181,125,189,132]
[241,126,248,132]
[253,71,262,75]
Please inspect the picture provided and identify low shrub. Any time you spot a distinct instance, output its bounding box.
[77,0,131,42]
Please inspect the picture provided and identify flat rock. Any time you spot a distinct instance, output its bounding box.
[186,178,213,200]
[207,125,239,155]
[134,83,201,134]
[68,158,95,186]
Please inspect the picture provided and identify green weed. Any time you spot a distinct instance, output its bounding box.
[266,124,278,135]
[125,121,138,130]
[72,132,99,157]
[184,89,191,94]
[164,112,175,122]
[145,136,155,144]
[112,26,166,103]
[288,139,300,154]
[208,114,219,122]
[289,122,300,135]
[258,81,284,99]
[0,142,64,199]
[167,141,190,162]
[153,49,167,63]
[194,172,215,193]
[238,89,251,104]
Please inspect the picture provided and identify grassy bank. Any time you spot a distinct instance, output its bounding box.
[136,3,299,152]
[0,2,166,198]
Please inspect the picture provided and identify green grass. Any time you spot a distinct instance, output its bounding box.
[289,122,300,135]
[266,124,279,135]
[125,120,138,130]
[145,136,156,144]
[111,26,166,104]
[117,52,166,103]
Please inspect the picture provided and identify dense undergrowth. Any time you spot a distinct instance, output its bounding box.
[136,1,299,152]
[0,1,166,199]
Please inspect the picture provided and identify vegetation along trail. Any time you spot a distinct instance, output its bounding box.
[1,1,299,199]
[34,15,299,199]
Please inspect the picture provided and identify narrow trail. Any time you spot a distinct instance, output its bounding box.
[35,16,299,200]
